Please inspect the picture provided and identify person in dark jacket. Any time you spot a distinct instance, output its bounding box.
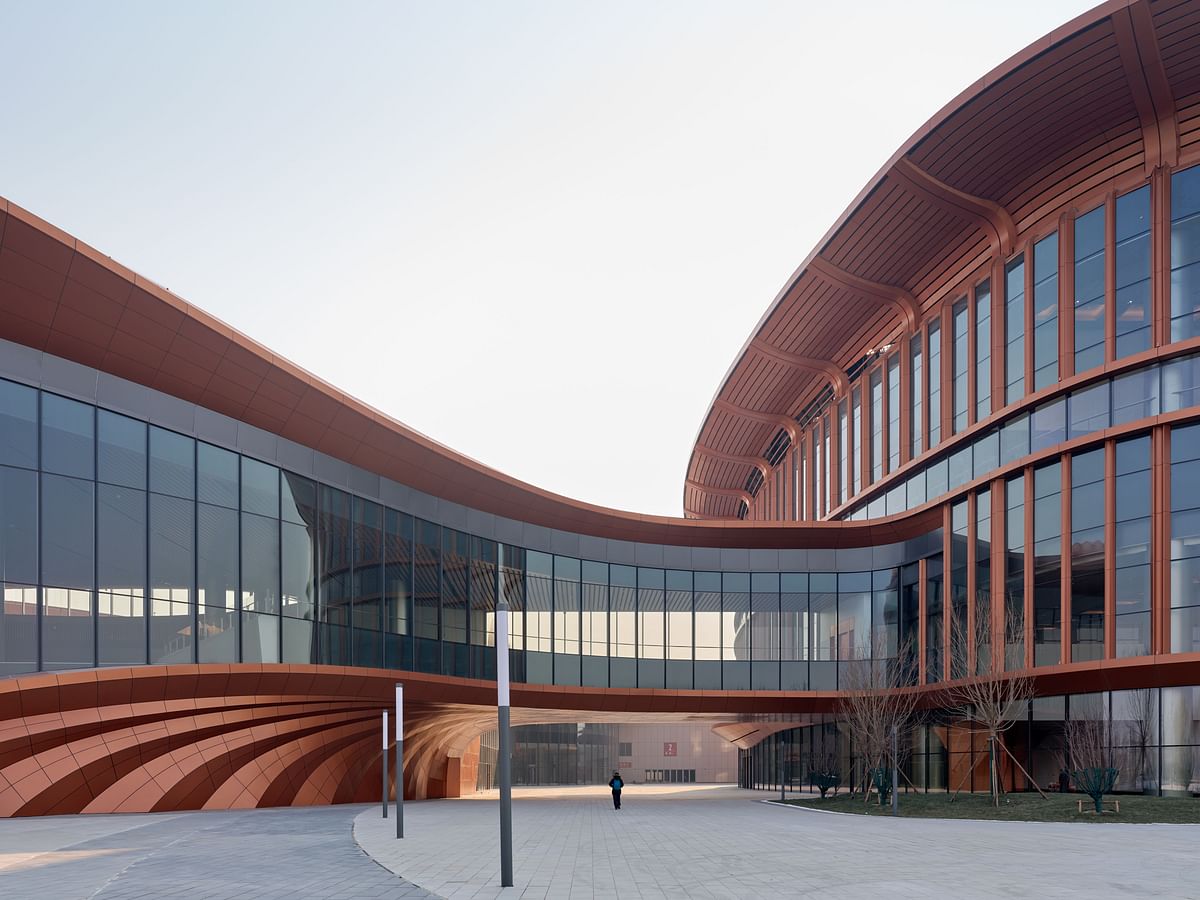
[608,771,624,809]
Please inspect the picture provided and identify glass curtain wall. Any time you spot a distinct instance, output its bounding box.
[887,355,900,471]
[1170,423,1200,653]
[1074,205,1106,374]
[1116,186,1151,358]
[1006,255,1026,404]
[953,298,969,434]
[1033,233,1059,391]
[1170,164,1200,341]
[1115,436,1151,658]
[976,281,991,421]
[1070,449,1105,662]
[1032,462,1062,666]
[910,334,924,458]
[1005,473,1026,670]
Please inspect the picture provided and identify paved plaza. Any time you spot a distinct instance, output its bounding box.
[1,786,1198,899]
[357,784,1200,900]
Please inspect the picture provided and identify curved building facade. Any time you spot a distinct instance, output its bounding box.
[3,0,1200,814]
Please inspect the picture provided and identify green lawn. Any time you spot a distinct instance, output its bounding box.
[781,792,1200,823]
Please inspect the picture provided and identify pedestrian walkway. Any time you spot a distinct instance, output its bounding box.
[355,783,1200,900]
[0,804,433,900]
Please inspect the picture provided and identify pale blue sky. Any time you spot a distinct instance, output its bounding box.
[0,1,1097,516]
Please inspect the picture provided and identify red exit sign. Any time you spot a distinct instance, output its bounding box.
[663,742,677,757]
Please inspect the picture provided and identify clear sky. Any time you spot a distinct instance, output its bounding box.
[0,0,1097,517]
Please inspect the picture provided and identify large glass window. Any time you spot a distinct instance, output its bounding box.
[910,334,923,458]
[1116,185,1151,357]
[952,298,969,434]
[382,509,412,667]
[241,457,279,518]
[97,483,146,666]
[0,467,39,674]
[950,502,969,679]
[929,321,942,447]
[809,573,837,690]
[751,572,779,690]
[1074,205,1106,374]
[441,529,469,666]
[242,510,280,663]
[694,571,721,689]
[41,473,93,590]
[0,379,37,469]
[1005,474,1026,670]
[609,564,636,687]
[1115,435,1151,658]
[1070,449,1105,662]
[822,414,831,516]
[150,493,193,664]
[525,551,553,683]
[665,569,691,689]
[42,394,93,480]
[838,402,849,505]
[197,501,238,663]
[1033,233,1059,391]
[780,573,807,690]
[1170,164,1200,341]
[975,490,992,674]
[149,427,194,499]
[1005,255,1026,404]
[197,442,238,508]
[976,280,991,421]
[98,411,146,489]
[555,555,582,684]
[926,555,943,683]
[887,355,900,471]
[582,561,608,686]
[1032,462,1062,666]
[413,518,441,672]
[722,572,750,689]
[1170,423,1200,653]
[469,537,497,679]
[870,370,882,482]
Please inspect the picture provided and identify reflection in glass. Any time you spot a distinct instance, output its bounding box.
[1070,449,1105,662]
[1170,164,1200,341]
[1074,204,1106,373]
[98,411,146,489]
[98,483,146,665]
[1116,186,1151,358]
[41,394,93,479]
[1032,463,1062,666]
[150,493,193,664]
[1005,255,1026,403]
[1116,435,1151,658]
[0,379,37,469]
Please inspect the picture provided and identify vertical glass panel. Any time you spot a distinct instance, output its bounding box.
[499,545,525,681]
[383,509,412,656]
[1112,367,1159,424]
[281,472,316,525]
[852,389,863,495]
[150,493,193,664]
[838,402,849,505]
[665,568,691,657]
[926,555,943,682]
[1162,352,1200,412]
[751,572,779,690]
[870,371,883,481]
[1170,423,1200,654]
[900,563,920,679]
[926,458,948,500]
[636,567,664,688]
[780,573,807,689]
[1070,449,1105,662]
[149,427,194,499]
[950,502,969,679]
[871,568,898,660]
[809,574,837,661]
[975,491,992,674]
[1116,186,1151,358]
[1068,380,1110,439]
[1074,205,1106,374]
[1032,462,1062,666]
[909,335,924,459]
[822,414,831,516]
[0,380,37,469]
[197,442,238,508]
[999,413,1030,465]
[608,564,636,687]
[1030,398,1065,452]
[952,298,969,433]
[581,560,608,686]
[553,555,581,684]
[1170,164,1200,342]
[242,512,279,614]
[973,431,999,479]
[441,529,469,676]
[97,411,146,489]
[243,612,280,664]
[41,394,93,479]
[97,483,146,666]
[42,587,93,670]
[1033,232,1059,391]
[948,446,972,490]
[887,355,900,471]
[41,473,94,589]
[318,486,352,631]
[197,502,238,663]
[470,537,497,679]
[412,519,441,672]
[929,321,942,447]
[282,511,317,622]
[353,499,383,637]
[722,572,750,690]
[1005,255,1026,404]
[0,466,38,585]
[1005,474,1026,670]
[976,280,992,421]
[0,584,38,675]
[241,457,279,517]
[694,571,721,689]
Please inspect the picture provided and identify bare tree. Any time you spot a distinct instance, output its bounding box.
[837,634,920,806]
[1113,689,1155,793]
[949,599,1038,804]
[1063,709,1119,813]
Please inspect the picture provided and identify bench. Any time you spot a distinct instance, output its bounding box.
[1077,798,1120,814]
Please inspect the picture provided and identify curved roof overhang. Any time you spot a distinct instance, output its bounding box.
[0,196,941,549]
[684,0,1199,518]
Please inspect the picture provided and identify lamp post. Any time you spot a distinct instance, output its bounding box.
[382,709,389,818]
[395,683,404,838]
[496,592,514,887]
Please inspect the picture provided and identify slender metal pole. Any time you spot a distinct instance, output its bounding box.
[497,594,514,888]
[779,735,785,802]
[395,684,404,838]
[382,710,389,818]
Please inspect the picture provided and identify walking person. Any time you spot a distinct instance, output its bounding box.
[608,770,624,809]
